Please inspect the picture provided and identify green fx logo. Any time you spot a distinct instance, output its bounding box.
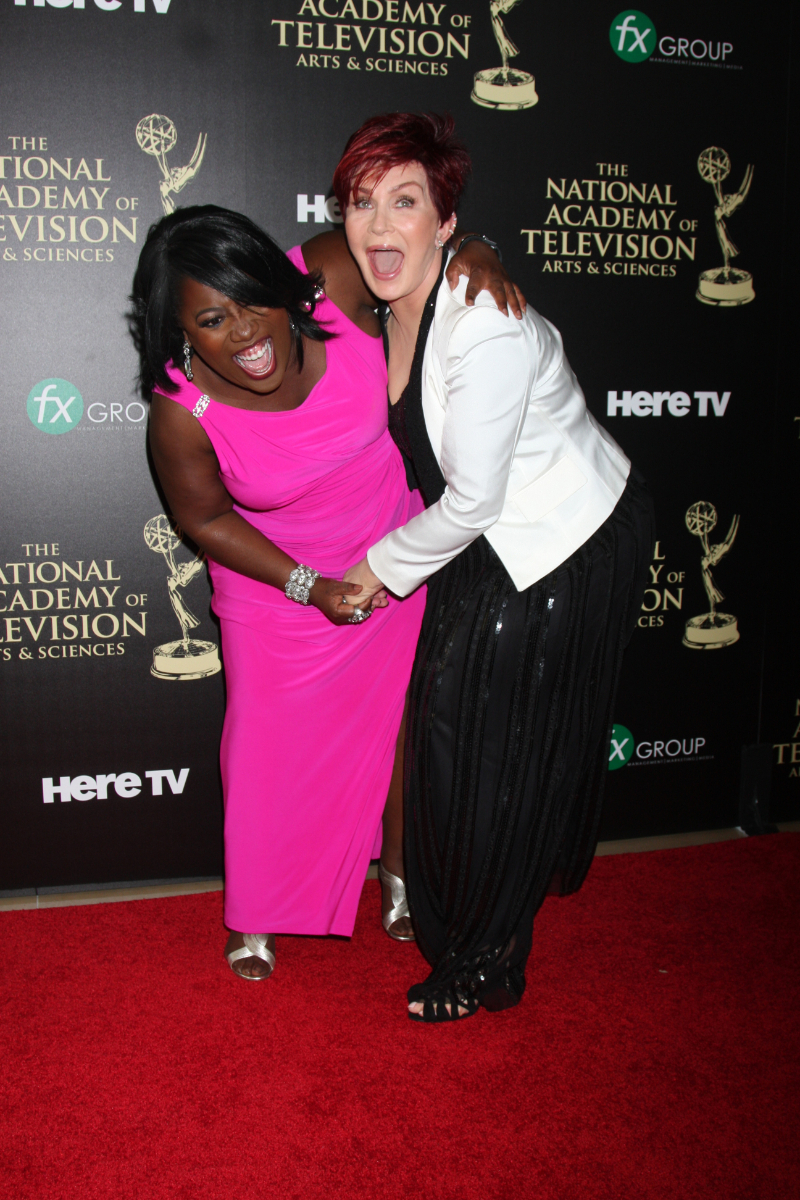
[27,379,84,435]
[608,724,634,770]
[610,11,656,62]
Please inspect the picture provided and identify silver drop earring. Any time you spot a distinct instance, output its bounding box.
[183,341,194,381]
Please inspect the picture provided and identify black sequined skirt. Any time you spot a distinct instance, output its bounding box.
[404,471,654,1008]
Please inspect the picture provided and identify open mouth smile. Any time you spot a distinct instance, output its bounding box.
[366,246,405,280]
[233,336,275,379]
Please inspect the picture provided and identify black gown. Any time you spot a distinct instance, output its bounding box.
[386,273,655,1016]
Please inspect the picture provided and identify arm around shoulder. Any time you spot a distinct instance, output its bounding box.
[301,228,376,322]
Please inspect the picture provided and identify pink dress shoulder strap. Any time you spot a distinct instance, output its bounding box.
[152,363,209,415]
[286,243,307,273]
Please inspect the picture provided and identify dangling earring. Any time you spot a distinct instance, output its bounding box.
[183,341,194,381]
[288,317,297,334]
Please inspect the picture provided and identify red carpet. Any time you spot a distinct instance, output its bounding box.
[2,835,798,1200]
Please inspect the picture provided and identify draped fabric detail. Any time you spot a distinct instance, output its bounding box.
[157,248,428,937]
[386,270,655,1004]
[404,477,653,1003]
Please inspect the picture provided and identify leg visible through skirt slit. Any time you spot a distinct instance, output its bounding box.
[404,473,654,1011]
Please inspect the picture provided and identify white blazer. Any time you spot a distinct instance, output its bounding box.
[368,274,631,596]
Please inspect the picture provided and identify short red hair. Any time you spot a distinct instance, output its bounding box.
[333,112,471,223]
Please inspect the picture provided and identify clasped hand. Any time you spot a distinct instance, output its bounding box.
[310,558,387,626]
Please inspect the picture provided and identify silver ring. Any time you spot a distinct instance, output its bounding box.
[348,607,371,624]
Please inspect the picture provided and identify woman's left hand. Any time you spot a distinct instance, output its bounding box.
[447,238,527,318]
[343,558,388,609]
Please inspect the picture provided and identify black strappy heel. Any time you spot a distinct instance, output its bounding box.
[478,963,526,1012]
[407,978,480,1023]
[407,955,526,1023]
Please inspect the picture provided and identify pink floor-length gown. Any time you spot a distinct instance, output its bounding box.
[155,246,425,935]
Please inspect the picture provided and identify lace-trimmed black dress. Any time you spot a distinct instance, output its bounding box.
[385,286,654,1019]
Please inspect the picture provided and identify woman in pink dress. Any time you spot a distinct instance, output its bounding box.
[130,205,519,978]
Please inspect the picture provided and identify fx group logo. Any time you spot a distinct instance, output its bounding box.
[610,10,737,70]
[610,11,656,62]
[26,378,83,434]
[26,378,147,433]
[608,723,710,770]
[608,724,634,770]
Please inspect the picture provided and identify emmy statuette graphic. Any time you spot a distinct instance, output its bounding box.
[136,114,207,215]
[696,147,755,306]
[683,501,740,650]
[144,514,221,680]
[471,0,538,111]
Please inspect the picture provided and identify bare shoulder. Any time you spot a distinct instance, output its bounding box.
[301,229,379,335]
[149,391,215,458]
[147,392,233,529]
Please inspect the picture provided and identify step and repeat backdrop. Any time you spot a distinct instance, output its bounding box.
[0,0,795,890]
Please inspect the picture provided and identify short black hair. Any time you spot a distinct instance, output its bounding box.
[129,204,331,394]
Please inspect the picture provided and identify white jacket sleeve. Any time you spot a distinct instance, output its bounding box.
[368,303,535,596]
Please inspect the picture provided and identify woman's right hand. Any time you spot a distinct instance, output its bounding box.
[310,577,371,625]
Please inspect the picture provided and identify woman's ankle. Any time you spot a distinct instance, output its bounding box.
[379,853,404,880]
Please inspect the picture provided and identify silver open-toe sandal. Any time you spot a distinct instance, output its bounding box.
[378,862,415,942]
[225,933,276,980]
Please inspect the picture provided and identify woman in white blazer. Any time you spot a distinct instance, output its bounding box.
[336,113,654,1023]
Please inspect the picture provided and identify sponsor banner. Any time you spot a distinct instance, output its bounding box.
[635,542,687,632]
[609,10,742,72]
[1,139,139,267]
[0,0,792,887]
[521,165,695,281]
[608,724,712,771]
[0,520,220,673]
[26,377,146,435]
[519,145,754,300]
[12,2,173,12]
[629,501,741,645]
[42,768,190,803]
[606,390,731,420]
[772,702,800,778]
[270,0,474,80]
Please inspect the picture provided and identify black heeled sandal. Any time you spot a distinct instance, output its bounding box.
[407,979,480,1023]
[407,956,525,1022]
[478,963,525,1012]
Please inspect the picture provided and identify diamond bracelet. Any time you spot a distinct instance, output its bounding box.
[285,564,320,605]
